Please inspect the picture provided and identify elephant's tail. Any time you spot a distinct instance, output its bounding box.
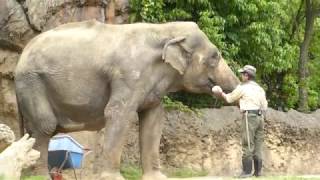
[15,92,25,138]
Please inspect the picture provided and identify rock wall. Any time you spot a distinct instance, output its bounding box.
[1,0,320,177]
[159,107,320,176]
[61,107,320,179]
[0,0,128,50]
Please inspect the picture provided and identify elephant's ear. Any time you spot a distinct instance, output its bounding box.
[162,37,191,75]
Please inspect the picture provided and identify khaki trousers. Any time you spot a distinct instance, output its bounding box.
[241,113,264,160]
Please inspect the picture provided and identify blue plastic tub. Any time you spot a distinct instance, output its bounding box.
[48,134,84,169]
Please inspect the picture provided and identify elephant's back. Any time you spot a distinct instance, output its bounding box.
[15,20,112,112]
[15,20,199,73]
[15,20,114,75]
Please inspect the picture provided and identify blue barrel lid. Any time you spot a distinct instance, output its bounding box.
[48,134,84,154]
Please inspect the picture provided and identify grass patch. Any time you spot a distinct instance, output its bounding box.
[120,165,208,180]
[165,168,209,178]
[121,165,142,180]
[0,176,46,180]
[21,176,47,180]
[15,167,320,180]
[254,177,320,180]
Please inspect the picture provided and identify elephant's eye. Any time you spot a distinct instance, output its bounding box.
[212,51,220,59]
[206,52,219,67]
[207,58,218,67]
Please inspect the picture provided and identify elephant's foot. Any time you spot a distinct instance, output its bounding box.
[100,171,125,180]
[142,171,167,180]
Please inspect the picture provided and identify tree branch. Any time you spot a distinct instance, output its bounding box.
[289,0,305,41]
[316,8,320,17]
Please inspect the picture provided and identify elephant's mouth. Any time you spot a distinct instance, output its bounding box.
[207,78,215,89]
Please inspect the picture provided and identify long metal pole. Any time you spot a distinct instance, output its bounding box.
[245,111,251,151]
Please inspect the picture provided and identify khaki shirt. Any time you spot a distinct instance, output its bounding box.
[224,81,268,111]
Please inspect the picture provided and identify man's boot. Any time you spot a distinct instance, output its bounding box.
[238,158,253,178]
[253,157,262,177]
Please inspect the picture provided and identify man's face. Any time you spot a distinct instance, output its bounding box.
[240,72,249,82]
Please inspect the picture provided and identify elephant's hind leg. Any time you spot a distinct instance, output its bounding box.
[16,76,57,178]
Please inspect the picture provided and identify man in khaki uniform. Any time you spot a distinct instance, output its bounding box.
[212,65,267,178]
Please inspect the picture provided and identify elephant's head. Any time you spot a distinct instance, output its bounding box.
[162,23,240,94]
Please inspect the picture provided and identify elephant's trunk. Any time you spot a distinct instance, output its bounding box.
[214,58,240,93]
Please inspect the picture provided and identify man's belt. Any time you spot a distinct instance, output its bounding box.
[246,110,261,116]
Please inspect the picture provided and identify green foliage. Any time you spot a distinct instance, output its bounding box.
[308,89,319,110]
[308,20,320,110]
[121,165,208,180]
[263,177,320,180]
[130,0,165,23]
[282,74,299,109]
[162,96,201,115]
[165,168,208,178]
[198,11,227,54]
[164,8,192,21]
[121,165,142,180]
[130,0,320,111]
[120,165,318,179]
[21,176,46,180]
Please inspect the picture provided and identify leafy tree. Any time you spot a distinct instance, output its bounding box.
[297,0,320,112]
[130,0,320,111]
[308,19,320,110]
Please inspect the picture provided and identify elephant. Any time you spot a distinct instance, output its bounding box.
[14,20,239,180]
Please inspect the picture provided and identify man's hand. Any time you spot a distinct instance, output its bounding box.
[212,85,228,102]
[212,85,223,95]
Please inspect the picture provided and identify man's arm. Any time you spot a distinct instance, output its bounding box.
[212,85,243,104]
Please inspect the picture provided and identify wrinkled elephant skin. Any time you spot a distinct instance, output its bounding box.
[14,20,239,179]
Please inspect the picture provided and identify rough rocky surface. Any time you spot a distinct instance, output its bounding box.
[161,108,242,175]
[0,0,129,52]
[1,0,320,178]
[0,0,35,50]
[24,0,129,31]
[0,49,19,136]
[58,107,320,179]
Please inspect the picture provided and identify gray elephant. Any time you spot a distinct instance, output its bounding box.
[14,20,239,180]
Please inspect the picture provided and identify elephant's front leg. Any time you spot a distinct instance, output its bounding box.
[98,91,140,180]
[140,105,167,180]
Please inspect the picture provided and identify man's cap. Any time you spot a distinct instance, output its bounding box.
[238,65,256,77]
